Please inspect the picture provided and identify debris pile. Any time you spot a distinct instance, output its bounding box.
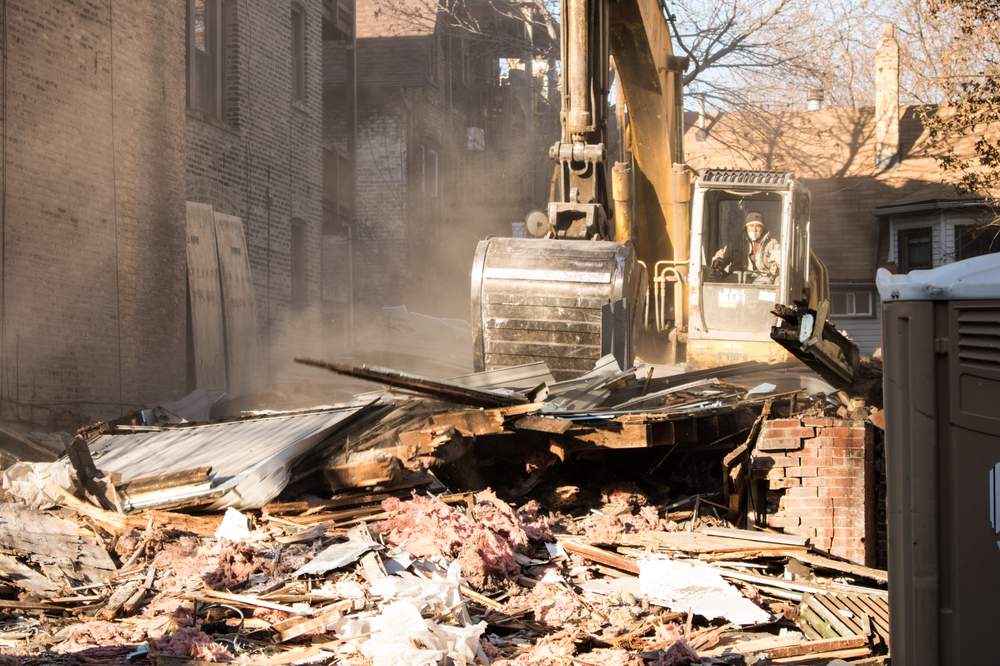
[0,355,888,664]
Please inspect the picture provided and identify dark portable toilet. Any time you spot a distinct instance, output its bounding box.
[878,254,1000,666]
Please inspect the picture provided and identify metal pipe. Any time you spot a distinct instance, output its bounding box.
[670,165,691,330]
[566,0,591,134]
[612,161,631,241]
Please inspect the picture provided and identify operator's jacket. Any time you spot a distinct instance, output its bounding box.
[711,231,781,284]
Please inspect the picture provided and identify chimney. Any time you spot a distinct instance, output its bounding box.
[697,93,708,141]
[875,23,900,168]
[807,88,824,111]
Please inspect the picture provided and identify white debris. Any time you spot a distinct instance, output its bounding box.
[360,601,485,666]
[213,508,251,542]
[639,557,771,625]
[293,524,376,576]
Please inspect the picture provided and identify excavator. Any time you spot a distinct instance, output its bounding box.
[470,0,859,386]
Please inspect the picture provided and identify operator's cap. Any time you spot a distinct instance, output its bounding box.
[744,212,764,226]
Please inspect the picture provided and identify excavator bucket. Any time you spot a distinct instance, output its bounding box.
[470,237,646,380]
[770,301,861,389]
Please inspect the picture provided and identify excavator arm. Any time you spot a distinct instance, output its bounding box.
[471,0,862,387]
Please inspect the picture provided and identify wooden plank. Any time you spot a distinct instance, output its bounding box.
[430,409,506,436]
[804,593,857,637]
[559,539,640,575]
[120,467,212,496]
[851,594,891,638]
[813,594,866,636]
[214,212,260,397]
[699,526,809,547]
[194,590,312,617]
[701,635,803,657]
[185,202,227,391]
[797,616,824,641]
[798,604,839,639]
[718,569,887,597]
[766,636,868,659]
[617,531,808,556]
[793,551,888,584]
[836,594,876,632]
[514,414,574,434]
[771,646,871,663]
[275,600,351,642]
[568,421,653,449]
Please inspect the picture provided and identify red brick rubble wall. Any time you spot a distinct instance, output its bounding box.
[751,417,877,566]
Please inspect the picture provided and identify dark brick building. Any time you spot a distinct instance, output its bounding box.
[350,0,558,319]
[0,0,330,422]
[0,1,188,423]
[185,0,326,386]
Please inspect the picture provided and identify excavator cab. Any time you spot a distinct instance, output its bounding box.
[686,169,812,368]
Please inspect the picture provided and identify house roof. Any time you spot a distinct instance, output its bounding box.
[357,0,440,39]
[874,188,986,215]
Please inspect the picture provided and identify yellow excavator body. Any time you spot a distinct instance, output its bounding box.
[470,0,859,386]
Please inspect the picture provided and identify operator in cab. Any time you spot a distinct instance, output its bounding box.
[710,211,780,284]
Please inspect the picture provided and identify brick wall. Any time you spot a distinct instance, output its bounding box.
[752,416,883,566]
[185,0,325,383]
[0,1,188,423]
[354,104,408,309]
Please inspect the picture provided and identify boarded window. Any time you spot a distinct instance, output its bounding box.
[292,4,306,101]
[898,227,932,272]
[291,219,308,309]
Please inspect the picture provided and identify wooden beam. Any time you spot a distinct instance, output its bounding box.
[559,539,640,575]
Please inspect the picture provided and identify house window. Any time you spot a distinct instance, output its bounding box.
[291,219,308,309]
[831,288,874,318]
[421,145,439,198]
[291,4,305,101]
[897,227,933,272]
[187,0,230,119]
[955,223,1000,261]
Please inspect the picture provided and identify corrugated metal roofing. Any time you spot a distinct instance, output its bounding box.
[89,404,374,510]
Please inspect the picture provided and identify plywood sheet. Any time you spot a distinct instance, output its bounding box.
[185,202,226,391]
[214,212,260,397]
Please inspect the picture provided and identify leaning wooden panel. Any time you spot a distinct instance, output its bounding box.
[214,212,260,397]
[185,202,226,391]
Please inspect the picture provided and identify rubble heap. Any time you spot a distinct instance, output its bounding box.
[0,355,887,664]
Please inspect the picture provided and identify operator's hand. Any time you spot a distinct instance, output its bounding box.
[711,257,726,274]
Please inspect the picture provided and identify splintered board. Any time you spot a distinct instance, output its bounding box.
[214,212,260,397]
[185,202,227,391]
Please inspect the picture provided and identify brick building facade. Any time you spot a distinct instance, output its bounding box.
[0,0,329,422]
[351,0,558,320]
[0,1,188,423]
[185,0,325,385]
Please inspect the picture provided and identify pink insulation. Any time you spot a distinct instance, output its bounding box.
[376,492,549,588]
[149,626,234,662]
